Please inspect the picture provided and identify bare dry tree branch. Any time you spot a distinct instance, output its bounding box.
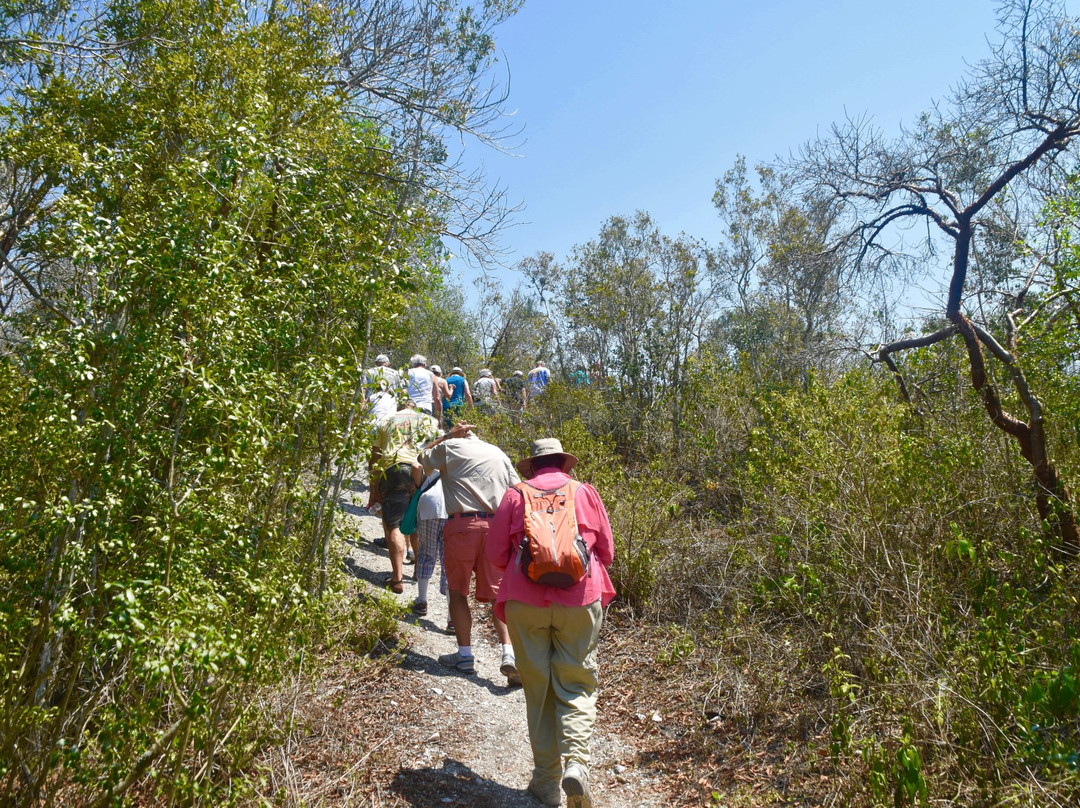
[787,0,1080,553]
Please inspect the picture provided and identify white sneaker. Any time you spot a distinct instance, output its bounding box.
[562,762,592,808]
[500,651,521,686]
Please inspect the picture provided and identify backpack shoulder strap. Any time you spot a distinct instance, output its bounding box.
[515,480,574,496]
[418,472,440,496]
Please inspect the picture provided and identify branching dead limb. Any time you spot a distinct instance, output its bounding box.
[871,325,958,406]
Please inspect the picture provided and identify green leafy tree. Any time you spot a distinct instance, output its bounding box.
[712,157,857,390]
[560,212,716,454]
[468,257,563,378]
[0,0,441,802]
[405,276,483,369]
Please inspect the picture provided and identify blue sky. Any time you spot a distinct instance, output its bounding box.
[452,1,1029,293]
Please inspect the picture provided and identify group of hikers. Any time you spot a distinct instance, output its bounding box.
[364,352,553,430]
[358,352,612,808]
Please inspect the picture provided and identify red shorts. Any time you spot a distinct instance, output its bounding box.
[443,516,503,602]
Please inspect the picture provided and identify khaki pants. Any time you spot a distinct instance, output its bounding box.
[504,599,603,787]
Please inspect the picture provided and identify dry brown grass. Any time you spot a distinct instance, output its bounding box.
[598,613,846,807]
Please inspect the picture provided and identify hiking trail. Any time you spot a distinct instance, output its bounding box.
[337,477,669,807]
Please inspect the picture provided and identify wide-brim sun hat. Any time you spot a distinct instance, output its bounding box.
[451,366,463,375]
[516,438,578,477]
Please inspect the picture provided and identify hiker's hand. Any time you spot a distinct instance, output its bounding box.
[449,422,474,438]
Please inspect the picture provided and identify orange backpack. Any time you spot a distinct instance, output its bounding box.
[513,480,590,588]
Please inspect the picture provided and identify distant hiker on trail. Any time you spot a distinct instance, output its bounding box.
[407,467,449,624]
[524,360,550,409]
[473,368,501,412]
[407,354,441,422]
[486,438,616,808]
[362,353,402,512]
[442,366,472,428]
[364,353,402,424]
[420,422,521,685]
[430,364,453,414]
[503,369,526,411]
[371,400,440,594]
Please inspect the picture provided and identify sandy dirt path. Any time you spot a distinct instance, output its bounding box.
[338,478,669,808]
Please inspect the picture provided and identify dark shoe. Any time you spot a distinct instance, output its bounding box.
[373,536,387,548]
[438,651,475,674]
[445,619,455,635]
[562,762,592,808]
[527,778,561,806]
[384,577,403,595]
[411,599,428,616]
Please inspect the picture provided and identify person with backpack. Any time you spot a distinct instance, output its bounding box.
[371,400,441,593]
[472,368,501,412]
[486,438,616,808]
[364,353,403,423]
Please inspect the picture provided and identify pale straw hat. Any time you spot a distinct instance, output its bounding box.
[516,438,578,477]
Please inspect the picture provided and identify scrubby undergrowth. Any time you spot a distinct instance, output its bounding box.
[472,359,1080,806]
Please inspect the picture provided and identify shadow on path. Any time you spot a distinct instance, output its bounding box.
[340,477,368,494]
[342,550,394,590]
[392,758,535,807]
[399,646,521,697]
[337,500,371,518]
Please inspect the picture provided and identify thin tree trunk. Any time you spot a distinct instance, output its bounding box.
[945,228,1079,556]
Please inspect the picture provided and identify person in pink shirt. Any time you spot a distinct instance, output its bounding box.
[486,438,616,808]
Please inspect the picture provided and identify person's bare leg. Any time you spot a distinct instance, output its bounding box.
[494,613,511,645]
[449,589,472,648]
[386,526,406,583]
[367,462,381,509]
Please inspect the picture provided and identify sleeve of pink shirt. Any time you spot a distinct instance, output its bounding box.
[487,485,523,571]
[574,482,614,565]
